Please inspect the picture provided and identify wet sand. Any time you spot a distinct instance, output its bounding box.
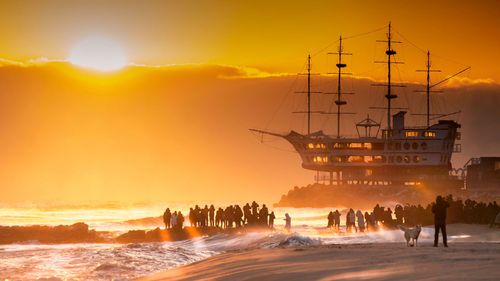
[139,225,500,281]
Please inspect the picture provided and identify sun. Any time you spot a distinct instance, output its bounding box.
[68,36,127,71]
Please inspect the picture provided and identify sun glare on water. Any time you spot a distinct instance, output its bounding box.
[68,36,127,72]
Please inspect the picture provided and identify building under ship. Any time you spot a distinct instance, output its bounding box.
[251,23,466,187]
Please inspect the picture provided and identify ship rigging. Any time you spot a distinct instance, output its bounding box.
[251,23,469,186]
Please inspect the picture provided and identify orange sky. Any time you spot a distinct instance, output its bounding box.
[0,1,499,204]
[1,0,500,81]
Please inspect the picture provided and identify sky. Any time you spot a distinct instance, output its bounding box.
[0,1,499,204]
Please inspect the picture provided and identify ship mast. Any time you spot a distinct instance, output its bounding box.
[333,37,351,138]
[416,51,441,128]
[294,54,321,135]
[385,23,397,129]
[374,22,404,130]
[307,54,311,135]
[325,36,354,138]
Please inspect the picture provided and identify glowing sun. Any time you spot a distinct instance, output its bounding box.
[68,36,127,71]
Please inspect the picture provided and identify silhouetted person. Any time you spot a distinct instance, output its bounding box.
[251,201,259,217]
[269,212,275,229]
[203,205,209,227]
[234,205,243,227]
[243,203,251,224]
[432,195,450,247]
[364,211,371,232]
[333,210,341,231]
[259,204,269,226]
[347,209,356,233]
[356,210,365,232]
[189,208,195,227]
[177,211,184,230]
[209,205,215,227]
[385,208,393,227]
[327,211,334,228]
[215,208,222,227]
[284,213,291,232]
[395,204,404,225]
[163,208,171,230]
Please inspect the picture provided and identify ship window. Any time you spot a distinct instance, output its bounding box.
[308,143,314,149]
[348,156,364,162]
[404,142,410,150]
[364,143,373,149]
[389,156,394,163]
[425,131,436,138]
[313,156,328,163]
[411,142,418,150]
[413,156,420,163]
[315,143,326,149]
[395,143,402,150]
[405,131,419,137]
[421,142,428,150]
[397,156,403,163]
[349,143,363,149]
[495,162,500,171]
[333,143,345,149]
[364,156,373,163]
[404,155,411,163]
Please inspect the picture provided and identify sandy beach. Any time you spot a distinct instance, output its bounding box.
[140,224,500,281]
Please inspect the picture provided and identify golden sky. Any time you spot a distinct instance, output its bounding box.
[0,0,499,81]
[0,1,499,204]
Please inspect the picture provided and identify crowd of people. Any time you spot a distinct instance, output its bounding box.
[327,195,500,233]
[162,209,185,230]
[162,201,277,231]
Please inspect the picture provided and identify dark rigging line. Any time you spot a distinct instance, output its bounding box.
[311,25,387,57]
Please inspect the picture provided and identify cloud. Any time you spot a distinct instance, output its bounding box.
[442,76,498,88]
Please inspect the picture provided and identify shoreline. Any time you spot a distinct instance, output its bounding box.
[138,224,500,281]
[138,242,500,281]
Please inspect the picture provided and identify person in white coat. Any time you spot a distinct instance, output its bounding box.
[170,211,178,229]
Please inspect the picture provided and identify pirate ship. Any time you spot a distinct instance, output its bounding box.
[251,23,468,187]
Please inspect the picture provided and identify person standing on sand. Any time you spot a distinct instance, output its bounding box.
[284,213,291,232]
[334,210,341,231]
[327,211,334,228]
[348,209,357,233]
[432,195,450,247]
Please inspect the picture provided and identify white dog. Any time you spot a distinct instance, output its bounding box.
[398,225,422,247]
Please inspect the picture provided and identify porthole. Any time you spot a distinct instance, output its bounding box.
[396,156,403,163]
[413,155,420,163]
[421,142,428,150]
[395,143,402,150]
[404,142,410,150]
[404,155,410,163]
[412,142,418,150]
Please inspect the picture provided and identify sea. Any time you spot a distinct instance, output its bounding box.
[0,202,491,281]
